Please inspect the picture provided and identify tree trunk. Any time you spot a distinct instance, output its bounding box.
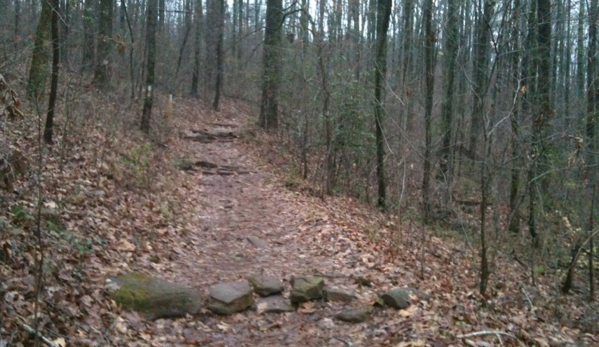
[367,0,376,43]
[232,0,238,58]
[258,0,283,129]
[587,0,598,301]
[373,0,392,210]
[27,0,52,99]
[175,0,193,81]
[300,0,309,54]
[587,0,597,162]
[141,0,158,133]
[238,0,243,60]
[536,0,552,200]
[422,0,435,222]
[82,0,95,71]
[509,0,523,233]
[479,139,491,295]
[439,0,461,201]
[577,1,585,105]
[14,0,20,46]
[213,0,224,110]
[528,0,552,246]
[400,0,413,130]
[351,0,360,79]
[44,0,60,144]
[60,0,69,66]
[159,0,165,32]
[469,0,494,157]
[191,0,203,97]
[93,0,113,89]
[564,0,572,125]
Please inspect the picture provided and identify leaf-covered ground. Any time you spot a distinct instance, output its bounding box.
[1,94,597,346]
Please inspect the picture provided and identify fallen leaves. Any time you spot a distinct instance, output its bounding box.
[0,95,596,347]
[116,239,136,252]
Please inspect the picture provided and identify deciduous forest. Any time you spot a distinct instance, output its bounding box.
[1,0,598,345]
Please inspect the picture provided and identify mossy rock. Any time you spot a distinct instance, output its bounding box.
[107,273,202,320]
[290,276,324,304]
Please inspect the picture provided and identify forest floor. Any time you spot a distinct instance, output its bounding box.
[0,92,597,347]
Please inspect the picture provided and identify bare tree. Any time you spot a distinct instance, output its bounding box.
[27,0,52,99]
[422,0,436,222]
[469,0,494,157]
[82,0,96,71]
[191,0,204,97]
[259,0,283,129]
[92,0,113,88]
[44,0,60,144]
[213,0,225,110]
[373,0,392,210]
[439,0,462,202]
[141,0,158,133]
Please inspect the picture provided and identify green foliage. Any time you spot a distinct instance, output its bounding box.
[130,142,153,169]
[10,205,34,225]
[533,265,546,275]
[120,142,154,188]
[333,84,374,152]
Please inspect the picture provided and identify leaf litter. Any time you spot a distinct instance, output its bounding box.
[0,95,595,346]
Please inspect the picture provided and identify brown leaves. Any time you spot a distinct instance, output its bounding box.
[0,94,594,347]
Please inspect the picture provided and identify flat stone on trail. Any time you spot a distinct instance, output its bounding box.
[247,274,283,297]
[107,273,201,320]
[379,288,412,309]
[324,286,357,302]
[256,295,294,313]
[208,280,254,315]
[290,276,324,304]
[336,307,373,323]
[247,236,268,249]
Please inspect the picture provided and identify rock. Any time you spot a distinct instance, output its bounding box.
[324,287,357,302]
[247,236,268,249]
[290,276,324,304]
[336,307,373,323]
[195,160,218,169]
[177,159,195,171]
[107,273,202,320]
[247,274,283,297]
[208,280,254,315]
[380,288,411,309]
[256,295,294,313]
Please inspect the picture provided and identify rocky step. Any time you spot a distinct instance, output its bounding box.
[107,272,429,324]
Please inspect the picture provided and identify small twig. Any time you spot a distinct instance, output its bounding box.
[456,330,517,341]
[519,283,534,309]
[22,324,58,347]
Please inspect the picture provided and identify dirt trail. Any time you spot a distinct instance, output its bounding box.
[147,104,392,347]
[2,96,591,346]
[121,100,589,347]
[179,126,337,279]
